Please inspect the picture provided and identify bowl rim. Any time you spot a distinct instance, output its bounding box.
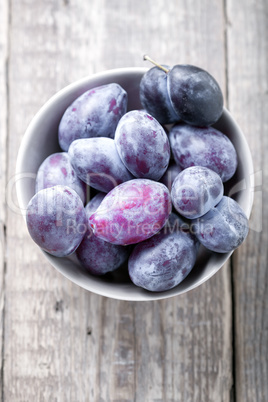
[15,67,255,301]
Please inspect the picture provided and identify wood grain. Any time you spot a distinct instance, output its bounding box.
[227,0,268,400]
[4,0,234,401]
[0,0,9,399]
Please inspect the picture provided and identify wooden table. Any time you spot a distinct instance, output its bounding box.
[0,0,267,401]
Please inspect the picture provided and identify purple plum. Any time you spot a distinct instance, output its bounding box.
[68,137,133,192]
[35,152,87,204]
[191,196,249,253]
[58,83,128,151]
[114,110,170,181]
[76,193,130,276]
[169,123,238,182]
[26,185,87,257]
[89,179,172,245]
[128,213,198,292]
[171,166,224,219]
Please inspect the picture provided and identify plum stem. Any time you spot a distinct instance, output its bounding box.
[143,55,170,73]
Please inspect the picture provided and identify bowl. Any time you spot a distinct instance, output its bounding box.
[16,67,254,301]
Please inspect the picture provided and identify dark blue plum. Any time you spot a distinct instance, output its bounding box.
[68,137,133,192]
[58,83,128,151]
[26,185,87,257]
[140,66,179,125]
[35,152,87,204]
[76,193,130,276]
[167,64,223,126]
[128,213,198,292]
[169,123,238,182]
[191,196,249,253]
[171,166,223,219]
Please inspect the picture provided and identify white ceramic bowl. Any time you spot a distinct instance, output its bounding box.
[16,67,254,301]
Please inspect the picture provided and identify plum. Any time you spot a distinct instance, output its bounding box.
[89,179,172,245]
[68,137,133,192]
[171,166,223,219]
[26,185,87,257]
[58,83,128,151]
[128,213,198,292]
[114,110,170,181]
[35,152,87,204]
[191,196,249,253]
[167,64,223,126]
[143,56,223,126]
[140,65,179,124]
[76,193,130,276]
[169,123,238,182]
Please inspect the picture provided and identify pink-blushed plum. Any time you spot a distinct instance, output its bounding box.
[89,179,172,245]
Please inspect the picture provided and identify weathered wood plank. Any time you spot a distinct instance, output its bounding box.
[5,0,233,401]
[0,0,9,400]
[227,0,268,400]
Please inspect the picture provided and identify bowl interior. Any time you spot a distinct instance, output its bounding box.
[16,67,254,301]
